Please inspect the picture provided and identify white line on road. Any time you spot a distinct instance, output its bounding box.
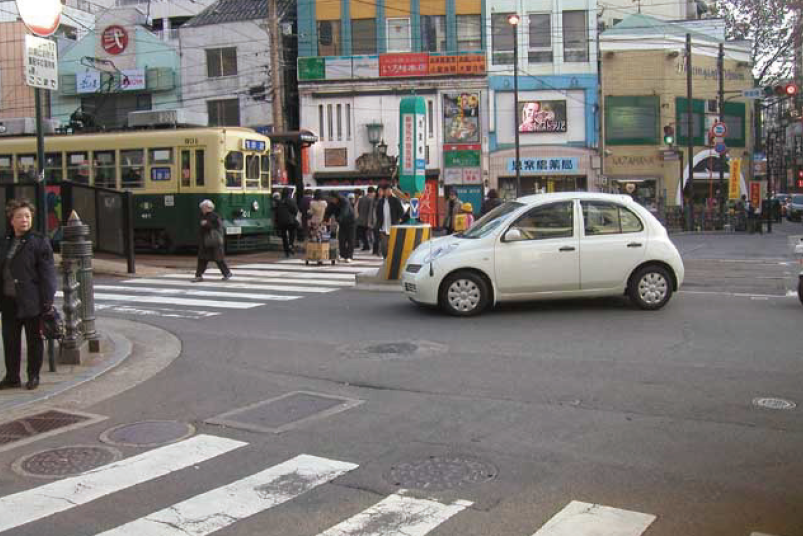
[94,285,301,301]
[57,292,264,309]
[237,263,373,274]
[679,290,790,299]
[122,278,339,294]
[275,258,385,267]
[95,454,358,536]
[317,492,471,536]
[531,501,656,536]
[186,269,358,281]
[0,435,247,533]
[94,304,220,319]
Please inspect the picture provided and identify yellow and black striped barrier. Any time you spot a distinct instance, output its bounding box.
[385,225,431,280]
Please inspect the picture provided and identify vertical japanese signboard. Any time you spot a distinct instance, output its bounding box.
[443,92,481,189]
[728,158,741,200]
[399,96,426,195]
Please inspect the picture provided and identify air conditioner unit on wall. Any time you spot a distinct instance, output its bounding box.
[707,99,718,113]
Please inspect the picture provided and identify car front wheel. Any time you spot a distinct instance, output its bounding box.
[628,265,673,310]
[439,271,489,316]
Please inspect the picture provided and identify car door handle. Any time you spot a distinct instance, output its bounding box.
[627,242,643,248]
[559,246,576,252]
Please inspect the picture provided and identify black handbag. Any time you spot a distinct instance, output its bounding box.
[42,307,64,340]
[203,229,224,249]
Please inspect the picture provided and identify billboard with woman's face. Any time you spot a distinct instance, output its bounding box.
[518,100,567,133]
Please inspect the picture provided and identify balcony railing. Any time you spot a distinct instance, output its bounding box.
[153,29,180,41]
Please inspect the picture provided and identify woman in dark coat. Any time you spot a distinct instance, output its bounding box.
[0,199,57,391]
[192,199,232,282]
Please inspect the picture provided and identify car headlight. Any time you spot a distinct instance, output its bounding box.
[422,243,459,264]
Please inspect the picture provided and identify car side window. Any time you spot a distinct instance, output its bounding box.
[509,201,574,240]
[582,202,643,235]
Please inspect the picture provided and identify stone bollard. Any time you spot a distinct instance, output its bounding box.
[61,211,100,353]
[60,253,83,364]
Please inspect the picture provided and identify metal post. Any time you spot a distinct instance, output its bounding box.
[686,34,695,231]
[59,254,82,365]
[61,211,99,352]
[717,43,725,228]
[124,191,136,274]
[35,88,47,234]
[512,23,521,198]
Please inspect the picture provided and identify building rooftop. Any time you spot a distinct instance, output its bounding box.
[183,0,267,27]
[603,13,720,43]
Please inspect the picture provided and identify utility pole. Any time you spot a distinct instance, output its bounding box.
[685,33,695,231]
[717,43,733,225]
[267,0,286,183]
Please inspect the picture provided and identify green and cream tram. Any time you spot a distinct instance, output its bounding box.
[0,127,274,252]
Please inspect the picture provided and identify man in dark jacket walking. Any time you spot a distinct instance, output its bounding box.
[331,194,356,262]
[0,199,57,391]
[374,185,404,258]
[275,188,299,257]
[356,187,375,251]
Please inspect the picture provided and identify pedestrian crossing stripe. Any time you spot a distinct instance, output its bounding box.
[236,263,373,274]
[318,492,471,536]
[0,435,246,533]
[124,278,340,294]
[57,291,265,309]
[531,500,655,536]
[171,270,359,283]
[94,285,302,301]
[94,454,358,536]
[95,304,220,319]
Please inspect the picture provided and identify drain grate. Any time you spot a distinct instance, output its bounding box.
[0,410,106,451]
[385,456,498,491]
[206,391,364,434]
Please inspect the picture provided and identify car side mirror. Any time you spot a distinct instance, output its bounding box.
[503,228,523,242]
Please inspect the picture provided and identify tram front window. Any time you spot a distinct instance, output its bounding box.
[246,155,260,190]
[261,155,270,188]
[225,151,243,188]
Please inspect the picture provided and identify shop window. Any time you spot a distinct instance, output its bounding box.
[206,47,238,78]
[457,15,481,51]
[562,10,588,62]
[318,20,341,56]
[387,18,411,52]
[351,19,376,54]
[225,151,243,188]
[422,15,446,52]
[121,149,145,189]
[605,96,659,145]
[67,151,90,184]
[528,14,553,63]
[492,13,514,65]
[93,151,117,189]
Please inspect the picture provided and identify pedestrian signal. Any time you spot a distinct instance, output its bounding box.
[663,125,675,145]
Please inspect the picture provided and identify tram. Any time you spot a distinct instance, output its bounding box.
[0,127,274,252]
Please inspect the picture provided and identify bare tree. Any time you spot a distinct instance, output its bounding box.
[714,0,801,84]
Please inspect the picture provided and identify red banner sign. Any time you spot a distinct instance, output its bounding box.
[379,53,428,77]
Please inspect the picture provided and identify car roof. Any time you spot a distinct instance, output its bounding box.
[516,192,636,205]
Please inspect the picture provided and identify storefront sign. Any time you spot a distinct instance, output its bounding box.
[728,158,741,200]
[352,55,379,78]
[462,168,482,184]
[506,157,578,174]
[379,53,428,77]
[419,179,439,227]
[77,70,101,93]
[325,57,352,80]
[120,69,145,90]
[101,25,128,55]
[518,100,567,133]
[611,155,657,167]
[749,180,762,210]
[444,168,463,185]
[454,185,482,216]
[445,150,481,168]
[398,96,426,194]
[443,93,480,144]
[298,57,325,81]
[324,148,347,167]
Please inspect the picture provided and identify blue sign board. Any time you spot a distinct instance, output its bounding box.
[151,167,171,181]
[506,157,579,175]
[454,185,482,216]
[244,139,267,151]
[410,198,420,219]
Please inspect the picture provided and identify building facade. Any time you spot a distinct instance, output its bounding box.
[600,15,753,209]
[485,0,600,199]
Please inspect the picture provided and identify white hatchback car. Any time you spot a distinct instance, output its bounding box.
[401,192,684,316]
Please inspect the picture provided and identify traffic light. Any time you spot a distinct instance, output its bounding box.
[798,169,803,189]
[663,125,675,145]
[764,82,798,97]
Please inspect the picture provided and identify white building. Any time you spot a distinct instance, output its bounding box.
[179,0,273,129]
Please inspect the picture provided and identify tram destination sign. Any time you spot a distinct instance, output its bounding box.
[24,35,58,90]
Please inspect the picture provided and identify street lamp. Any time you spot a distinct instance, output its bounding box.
[366,122,384,152]
[508,13,521,198]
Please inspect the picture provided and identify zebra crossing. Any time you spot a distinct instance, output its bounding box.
[0,433,786,536]
[59,255,384,319]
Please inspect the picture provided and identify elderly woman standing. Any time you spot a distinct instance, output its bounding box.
[192,199,232,282]
[0,199,57,391]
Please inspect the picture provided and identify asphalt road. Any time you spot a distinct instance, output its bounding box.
[1,226,801,536]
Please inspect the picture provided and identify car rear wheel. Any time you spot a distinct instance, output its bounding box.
[628,265,673,310]
[798,276,803,306]
[440,271,489,316]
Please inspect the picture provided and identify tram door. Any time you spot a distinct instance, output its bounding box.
[179,148,206,193]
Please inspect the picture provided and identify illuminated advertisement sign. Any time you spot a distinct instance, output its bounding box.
[518,100,567,133]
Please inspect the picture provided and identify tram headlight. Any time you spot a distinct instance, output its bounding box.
[252,201,259,211]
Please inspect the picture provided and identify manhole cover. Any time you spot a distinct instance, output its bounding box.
[14,445,122,478]
[385,456,498,491]
[752,397,796,411]
[341,340,448,361]
[100,421,195,447]
[0,410,106,453]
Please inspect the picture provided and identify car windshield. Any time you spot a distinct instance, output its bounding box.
[459,202,525,239]
[793,195,803,204]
